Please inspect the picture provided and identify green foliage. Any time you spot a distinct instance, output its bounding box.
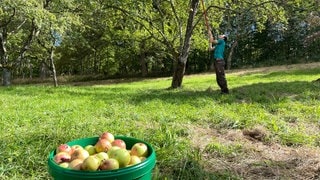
[1,0,320,83]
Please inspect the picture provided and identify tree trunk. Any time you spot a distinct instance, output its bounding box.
[140,41,148,77]
[2,68,11,86]
[1,27,11,86]
[1,19,39,86]
[171,60,186,88]
[171,0,199,88]
[49,46,58,87]
[16,19,39,76]
[40,61,51,79]
[226,40,238,70]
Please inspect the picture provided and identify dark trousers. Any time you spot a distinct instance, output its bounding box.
[214,59,229,93]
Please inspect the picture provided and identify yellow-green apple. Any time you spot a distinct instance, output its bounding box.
[68,159,83,170]
[84,145,96,155]
[140,157,147,161]
[130,143,148,157]
[107,146,121,157]
[128,155,141,166]
[71,148,89,161]
[71,145,83,150]
[99,132,115,143]
[109,148,131,167]
[81,156,100,171]
[56,144,72,154]
[95,152,109,162]
[99,158,119,170]
[95,138,112,153]
[54,152,71,164]
[111,139,126,149]
[59,162,70,168]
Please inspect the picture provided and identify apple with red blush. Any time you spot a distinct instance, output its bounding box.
[95,138,112,153]
[99,132,115,143]
[130,142,148,157]
[111,139,126,149]
[56,144,71,154]
[54,152,71,164]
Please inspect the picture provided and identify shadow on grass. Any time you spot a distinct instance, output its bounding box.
[153,158,239,180]
[3,79,318,106]
[128,80,319,105]
[31,79,316,106]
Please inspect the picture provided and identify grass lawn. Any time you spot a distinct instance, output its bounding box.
[0,62,319,179]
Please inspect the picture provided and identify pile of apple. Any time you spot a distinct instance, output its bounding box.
[53,131,148,171]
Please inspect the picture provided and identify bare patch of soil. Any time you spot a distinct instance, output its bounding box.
[189,125,320,179]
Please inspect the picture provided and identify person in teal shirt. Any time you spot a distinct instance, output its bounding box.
[209,34,229,94]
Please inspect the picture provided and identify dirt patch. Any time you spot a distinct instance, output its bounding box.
[189,125,320,179]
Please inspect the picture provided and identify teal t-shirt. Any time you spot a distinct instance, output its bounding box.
[213,39,225,59]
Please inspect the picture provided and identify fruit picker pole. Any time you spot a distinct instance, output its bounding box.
[200,0,213,64]
[200,0,213,45]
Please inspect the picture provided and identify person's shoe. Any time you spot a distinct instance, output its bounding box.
[220,89,229,94]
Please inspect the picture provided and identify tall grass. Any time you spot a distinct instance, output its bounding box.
[0,65,319,179]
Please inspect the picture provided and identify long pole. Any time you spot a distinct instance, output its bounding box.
[200,0,213,65]
[200,0,210,37]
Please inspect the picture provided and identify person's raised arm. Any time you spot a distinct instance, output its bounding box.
[208,30,217,51]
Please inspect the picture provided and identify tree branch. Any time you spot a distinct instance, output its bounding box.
[104,5,172,48]
[169,0,183,48]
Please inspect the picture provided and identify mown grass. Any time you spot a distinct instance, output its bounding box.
[0,64,319,179]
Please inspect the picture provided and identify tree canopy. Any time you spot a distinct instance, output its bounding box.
[1,0,319,86]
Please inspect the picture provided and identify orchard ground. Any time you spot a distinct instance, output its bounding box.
[66,62,320,179]
[194,62,320,179]
[190,125,320,179]
[3,61,320,179]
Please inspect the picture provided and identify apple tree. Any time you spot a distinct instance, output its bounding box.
[0,0,80,86]
[0,0,44,85]
[31,0,81,87]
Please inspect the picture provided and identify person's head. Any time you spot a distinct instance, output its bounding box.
[218,34,227,42]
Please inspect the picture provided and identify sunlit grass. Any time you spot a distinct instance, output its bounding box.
[0,65,319,179]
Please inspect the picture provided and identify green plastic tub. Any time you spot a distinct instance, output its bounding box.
[48,136,156,180]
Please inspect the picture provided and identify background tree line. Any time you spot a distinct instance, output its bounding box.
[1,0,319,87]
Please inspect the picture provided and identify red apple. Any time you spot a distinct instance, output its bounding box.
[111,139,126,149]
[95,138,112,153]
[54,152,71,164]
[68,159,83,170]
[71,148,89,161]
[99,132,115,143]
[130,143,148,157]
[99,158,119,170]
[81,156,100,171]
[109,148,131,168]
[56,144,71,154]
